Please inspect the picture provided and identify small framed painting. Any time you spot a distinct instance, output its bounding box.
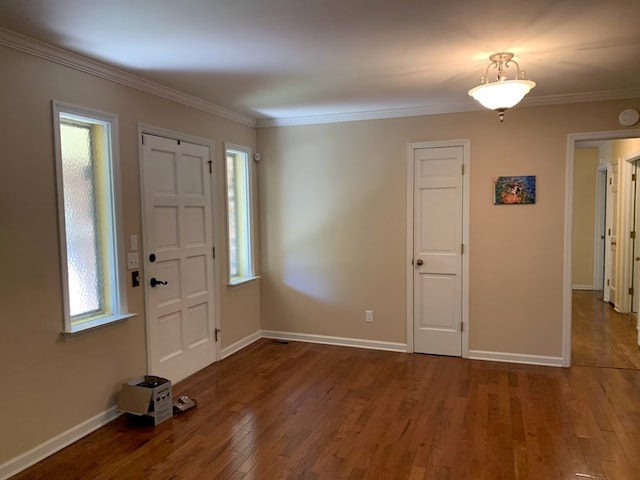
[493,175,536,205]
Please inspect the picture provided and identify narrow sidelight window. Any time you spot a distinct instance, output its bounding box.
[225,144,255,284]
[53,101,131,333]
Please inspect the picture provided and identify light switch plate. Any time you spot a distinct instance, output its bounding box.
[127,252,139,269]
[130,234,138,252]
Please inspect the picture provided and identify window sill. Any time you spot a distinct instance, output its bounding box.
[62,313,136,340]
[227,275,261,288]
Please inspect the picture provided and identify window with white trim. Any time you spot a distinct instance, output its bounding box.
[53,101,132,333]
[225,144,255,284]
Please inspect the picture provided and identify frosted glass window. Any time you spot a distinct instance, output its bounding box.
[61,122,103,317]
[225,145,255,284]
[53,101,132,333]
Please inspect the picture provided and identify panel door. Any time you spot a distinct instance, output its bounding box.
[413,146,463,356]
[605,163,618,304]
[141,134,217,382]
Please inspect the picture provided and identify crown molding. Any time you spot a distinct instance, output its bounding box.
[257,88,640,128]
[2,28,639,130]
[520,87,640,108]
[255,104,482,128]
[0,27,256,128]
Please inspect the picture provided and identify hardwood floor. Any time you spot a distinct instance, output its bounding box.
[572,290,640,369]
[11,339,640,480]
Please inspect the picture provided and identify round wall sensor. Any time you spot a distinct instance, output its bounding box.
[618,108,639,127]
[254,153,261,162]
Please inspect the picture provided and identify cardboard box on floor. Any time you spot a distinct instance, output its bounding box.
[117,375,173,426]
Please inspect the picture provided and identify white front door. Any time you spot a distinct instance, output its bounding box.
[412,146,464,356]
[141,134,217,382]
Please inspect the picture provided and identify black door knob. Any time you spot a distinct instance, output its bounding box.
[150,277,168,287]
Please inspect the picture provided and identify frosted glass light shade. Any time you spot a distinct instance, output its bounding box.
[468,79,536,110]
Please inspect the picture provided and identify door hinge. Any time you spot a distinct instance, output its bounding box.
[141,134,146,145]
[461,164,465,175]
[609,178,613,185]
[461,243,464,255]
[460,322,464,332]
[208,160,213,174]
[633,173,637,182]
[607,278,610,286]
[214,328,222,342]
[629,287,634,295]
[608,228,612,235]
[631,231,636,239]
[212,247,216,259]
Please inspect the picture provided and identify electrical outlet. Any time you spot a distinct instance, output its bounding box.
[365,310,374,323]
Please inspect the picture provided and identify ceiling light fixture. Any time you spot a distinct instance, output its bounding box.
[468,52,536,122]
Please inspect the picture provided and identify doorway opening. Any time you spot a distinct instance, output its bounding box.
[565,130,640,368]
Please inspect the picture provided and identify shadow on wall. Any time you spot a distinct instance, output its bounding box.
[261,150,405,340]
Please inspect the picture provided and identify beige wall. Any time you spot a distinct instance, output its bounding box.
[572,148,599,287]
[611,138,640,161]
[0,45,260,464]
[258,100,640,359]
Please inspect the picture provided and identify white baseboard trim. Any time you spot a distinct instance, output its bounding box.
[468,350,564,367]
[220,330,262,360]
[261,330,408,353]
[0,406,121,480]
[572,285,595,290]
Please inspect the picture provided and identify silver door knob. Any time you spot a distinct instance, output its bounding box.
[416,259,424,266]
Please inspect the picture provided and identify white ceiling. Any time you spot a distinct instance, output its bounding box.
[1,0,639,124]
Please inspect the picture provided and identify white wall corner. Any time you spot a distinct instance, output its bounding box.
[220,330,262,360]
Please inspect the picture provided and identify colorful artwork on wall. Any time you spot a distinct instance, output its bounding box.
[493,175,536,205]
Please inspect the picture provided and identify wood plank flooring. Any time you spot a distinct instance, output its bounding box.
[11,339,640,480]
[572,290,640,369]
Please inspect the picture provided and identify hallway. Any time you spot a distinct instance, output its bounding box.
[572,289,640,369]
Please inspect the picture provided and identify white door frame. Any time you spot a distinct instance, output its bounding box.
[137,123,222,371]
[563,128,640,366]
[406,139,470,355]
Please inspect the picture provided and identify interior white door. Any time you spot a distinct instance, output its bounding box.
[593,168,607,291]
[631,162,638,313]
[632,161,640,345]
[141,134,217,382]
[413,146,463,356]
[605,163,618,305]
